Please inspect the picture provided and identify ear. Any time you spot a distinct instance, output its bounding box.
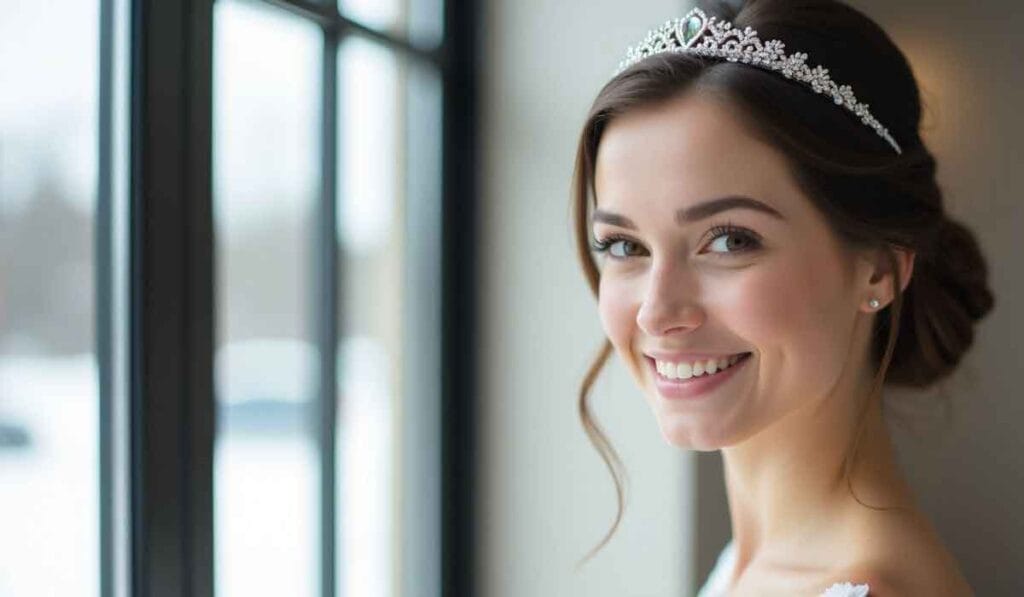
[856,244,916,312]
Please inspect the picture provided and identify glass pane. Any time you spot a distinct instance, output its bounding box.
[337,35,401,597]
[339,0,444,49]
[397,55,445,597]
[213,2,321,596]
[0,2,102,596]
[336,35,444,597]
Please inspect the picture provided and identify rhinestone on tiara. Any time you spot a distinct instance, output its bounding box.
[615,8,902,155]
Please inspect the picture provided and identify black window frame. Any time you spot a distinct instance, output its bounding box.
[103,0,480,595]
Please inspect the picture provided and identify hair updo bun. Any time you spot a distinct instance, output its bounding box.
[880,216,996,388]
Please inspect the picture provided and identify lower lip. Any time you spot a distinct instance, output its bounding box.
[649,353,752,400]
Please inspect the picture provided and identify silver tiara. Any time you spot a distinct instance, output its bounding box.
[615,8,902,154]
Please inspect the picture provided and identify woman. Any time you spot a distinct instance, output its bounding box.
[570,0,994,594]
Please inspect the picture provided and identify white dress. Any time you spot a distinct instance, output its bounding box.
[696,540,871,597]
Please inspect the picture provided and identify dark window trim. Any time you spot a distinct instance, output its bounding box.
[438,1,479,596]
[130,0,215,595]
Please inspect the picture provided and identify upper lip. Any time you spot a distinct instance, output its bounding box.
[644,350,750,363]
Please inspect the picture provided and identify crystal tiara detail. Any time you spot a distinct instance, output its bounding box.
[615,8,902,155]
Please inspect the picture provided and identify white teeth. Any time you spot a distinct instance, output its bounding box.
[655,353,747,380]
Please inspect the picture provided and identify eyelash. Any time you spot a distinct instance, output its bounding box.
[590,221,762,260]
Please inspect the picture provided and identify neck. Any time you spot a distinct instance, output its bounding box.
[720,351,916,572]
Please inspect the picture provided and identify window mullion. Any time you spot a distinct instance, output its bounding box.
[318,23,340,597]
[130,0,215,595]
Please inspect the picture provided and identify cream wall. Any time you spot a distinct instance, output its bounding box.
[478,0,692,596]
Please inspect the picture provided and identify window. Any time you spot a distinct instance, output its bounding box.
[0,0,130,595]
[0,0,477,595]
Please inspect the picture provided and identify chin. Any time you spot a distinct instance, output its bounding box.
[656,421,732,452]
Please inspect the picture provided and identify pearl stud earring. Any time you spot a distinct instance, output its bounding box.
[868,298,880,309]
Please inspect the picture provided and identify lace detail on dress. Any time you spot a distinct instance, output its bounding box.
[696,540,871,596]
[820,582,870,597]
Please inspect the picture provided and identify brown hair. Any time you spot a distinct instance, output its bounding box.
[571,0,995,567]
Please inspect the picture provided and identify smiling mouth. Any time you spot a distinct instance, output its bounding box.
[645,352,753,400]
[648,352,752,382]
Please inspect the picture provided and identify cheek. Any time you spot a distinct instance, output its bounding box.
[597,275,637,351]
[724,252,854,395]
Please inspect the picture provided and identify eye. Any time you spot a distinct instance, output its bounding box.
[702,223,762,256]
[591,223,762,261]
[590,234,647,260]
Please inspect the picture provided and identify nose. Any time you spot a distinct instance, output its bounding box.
[636,264,704,337]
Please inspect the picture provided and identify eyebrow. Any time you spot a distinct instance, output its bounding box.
[591,195,785,229]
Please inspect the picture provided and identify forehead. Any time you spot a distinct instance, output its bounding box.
[593,92,802,219]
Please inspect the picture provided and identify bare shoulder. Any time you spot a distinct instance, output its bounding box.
[827,511,975,596]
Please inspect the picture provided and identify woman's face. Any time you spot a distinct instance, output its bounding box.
[592,92,872,451]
